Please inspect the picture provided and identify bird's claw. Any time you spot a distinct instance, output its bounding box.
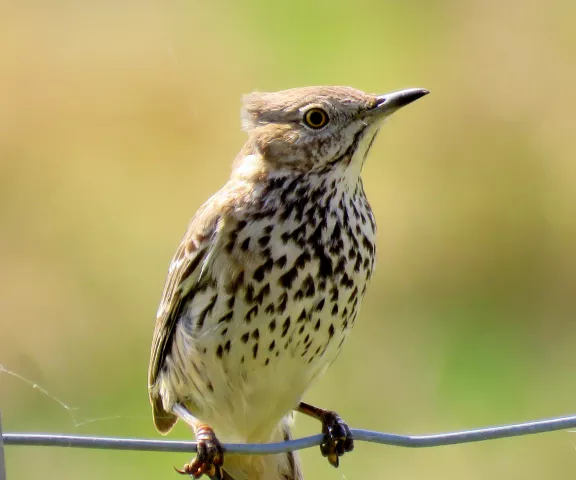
[174,427,224,479]
[319,410,354,468]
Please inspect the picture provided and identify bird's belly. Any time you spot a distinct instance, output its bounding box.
[171,277,362,442]
[164,197,376,442]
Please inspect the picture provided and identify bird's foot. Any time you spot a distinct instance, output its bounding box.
[318,410,354,468]
[174,425,224,479]
[296,402,354,468]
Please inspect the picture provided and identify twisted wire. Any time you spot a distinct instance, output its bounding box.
[2,414,576,454]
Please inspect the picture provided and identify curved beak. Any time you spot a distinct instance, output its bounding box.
[365,87,429,119]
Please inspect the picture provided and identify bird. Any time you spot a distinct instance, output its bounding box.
[148,85,428,480]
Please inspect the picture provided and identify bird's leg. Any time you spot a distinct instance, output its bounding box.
[296,401,354,468]
[172,403,225,479]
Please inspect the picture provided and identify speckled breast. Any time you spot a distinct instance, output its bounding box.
[174,175,377,439]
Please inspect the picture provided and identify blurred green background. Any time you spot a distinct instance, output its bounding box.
[1,0,576,478]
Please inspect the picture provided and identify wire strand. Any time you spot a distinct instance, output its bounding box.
[2,413,576,455]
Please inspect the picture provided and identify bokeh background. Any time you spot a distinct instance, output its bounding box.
[2,0,576,478]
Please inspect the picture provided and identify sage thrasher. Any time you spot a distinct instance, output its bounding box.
[148,85,429,480]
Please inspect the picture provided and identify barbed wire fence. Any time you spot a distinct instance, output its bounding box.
[2,411,576,479]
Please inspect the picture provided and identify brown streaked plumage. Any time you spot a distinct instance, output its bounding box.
[148,85,428,480]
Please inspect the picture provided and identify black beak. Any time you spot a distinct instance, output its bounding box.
[370,88,429,117]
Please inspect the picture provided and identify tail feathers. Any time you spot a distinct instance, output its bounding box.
[281,420,303,480]
[222,417,303,480]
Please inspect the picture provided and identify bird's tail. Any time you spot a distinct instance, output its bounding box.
[222,415,303,480]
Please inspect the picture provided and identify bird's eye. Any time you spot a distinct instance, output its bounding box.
[303,108,329,129]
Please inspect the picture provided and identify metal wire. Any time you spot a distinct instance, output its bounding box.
[2,414,576,455]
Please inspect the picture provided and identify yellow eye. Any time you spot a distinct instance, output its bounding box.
[303,108,329,129]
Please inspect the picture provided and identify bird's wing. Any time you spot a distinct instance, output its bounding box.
[147,208,222,391]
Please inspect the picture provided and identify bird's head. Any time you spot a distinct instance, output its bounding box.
[238,85,428,178]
